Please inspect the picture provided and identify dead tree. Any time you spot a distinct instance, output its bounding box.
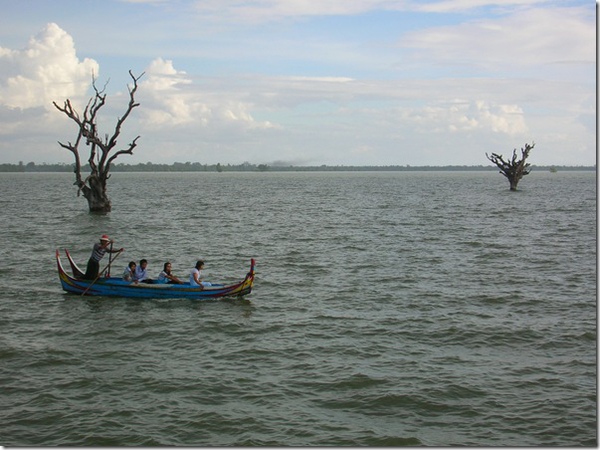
[53,70,144,212]
[486,142,534,191]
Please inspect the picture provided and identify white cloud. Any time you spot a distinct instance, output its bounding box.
[140,58,195,125]
[0,23,98,110]
[476,102,527,135]
[139,58,276,131]
[383,98,528,136]
[188,0,556,23]
[414,0,547,13]
[190,0,396,23]
[400,7,595,71]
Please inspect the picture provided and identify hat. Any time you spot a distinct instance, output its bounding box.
[100,234,110,241]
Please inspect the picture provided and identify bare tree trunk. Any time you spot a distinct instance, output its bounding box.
[54,70,144,213]
[82,175,112,212]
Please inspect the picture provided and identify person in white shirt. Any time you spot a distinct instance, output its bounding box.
[190,260,212,288]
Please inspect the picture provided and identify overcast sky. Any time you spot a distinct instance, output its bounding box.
[0,0,595,166]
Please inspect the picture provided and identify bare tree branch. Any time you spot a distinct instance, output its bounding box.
[53,70,144,212]
[486,142,534,191]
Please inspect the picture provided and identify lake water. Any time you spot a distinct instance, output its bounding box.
[0,170,596,446]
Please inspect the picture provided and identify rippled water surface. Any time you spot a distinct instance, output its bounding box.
[0,171,596,446]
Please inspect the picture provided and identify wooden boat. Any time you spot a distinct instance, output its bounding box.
[56,249,255,299]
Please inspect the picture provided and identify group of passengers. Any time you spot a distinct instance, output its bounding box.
[85,234,211,287]
[122,259,211,287]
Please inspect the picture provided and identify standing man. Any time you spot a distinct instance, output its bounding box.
[84,234,123,280]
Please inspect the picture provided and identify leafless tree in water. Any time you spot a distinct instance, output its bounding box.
[53,70,144,212]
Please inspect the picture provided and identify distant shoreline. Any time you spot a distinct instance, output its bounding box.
[0,162,595,173]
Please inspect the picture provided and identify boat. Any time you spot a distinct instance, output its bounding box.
[56,249,255,299]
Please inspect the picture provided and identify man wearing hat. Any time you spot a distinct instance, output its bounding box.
[83,234,124,280]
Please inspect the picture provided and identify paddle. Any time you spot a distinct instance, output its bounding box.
[81,249,123,296]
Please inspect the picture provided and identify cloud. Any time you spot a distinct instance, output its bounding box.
[139,57,276,131]
[400,6,595,71]
[188,0,556,23]
[414,0,547,13]
[139,58,195,126]
[399,99,527,135]
[190,0,397,23]
[0,23,98,110]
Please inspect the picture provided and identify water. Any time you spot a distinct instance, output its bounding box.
[0,170,596,446]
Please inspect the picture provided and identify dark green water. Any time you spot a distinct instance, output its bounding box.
[0,171,596,446]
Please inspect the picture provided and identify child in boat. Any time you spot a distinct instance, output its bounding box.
[123,261,137,282]
[190,260,212,288]
[158,262,184,284]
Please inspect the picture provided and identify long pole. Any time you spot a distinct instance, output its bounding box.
[107,241,114,277]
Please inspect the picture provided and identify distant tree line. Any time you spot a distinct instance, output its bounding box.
[0,161,594,173]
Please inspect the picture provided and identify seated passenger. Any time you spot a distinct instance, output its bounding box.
[158,262,184,284]
[134,259,153,283]
[123,261,137,282]
[190,260,212,288]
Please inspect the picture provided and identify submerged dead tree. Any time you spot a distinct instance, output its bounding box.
[53,70,144,212]
[486,142,534,191]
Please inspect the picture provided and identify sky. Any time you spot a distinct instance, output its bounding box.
[0,0,595,167]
